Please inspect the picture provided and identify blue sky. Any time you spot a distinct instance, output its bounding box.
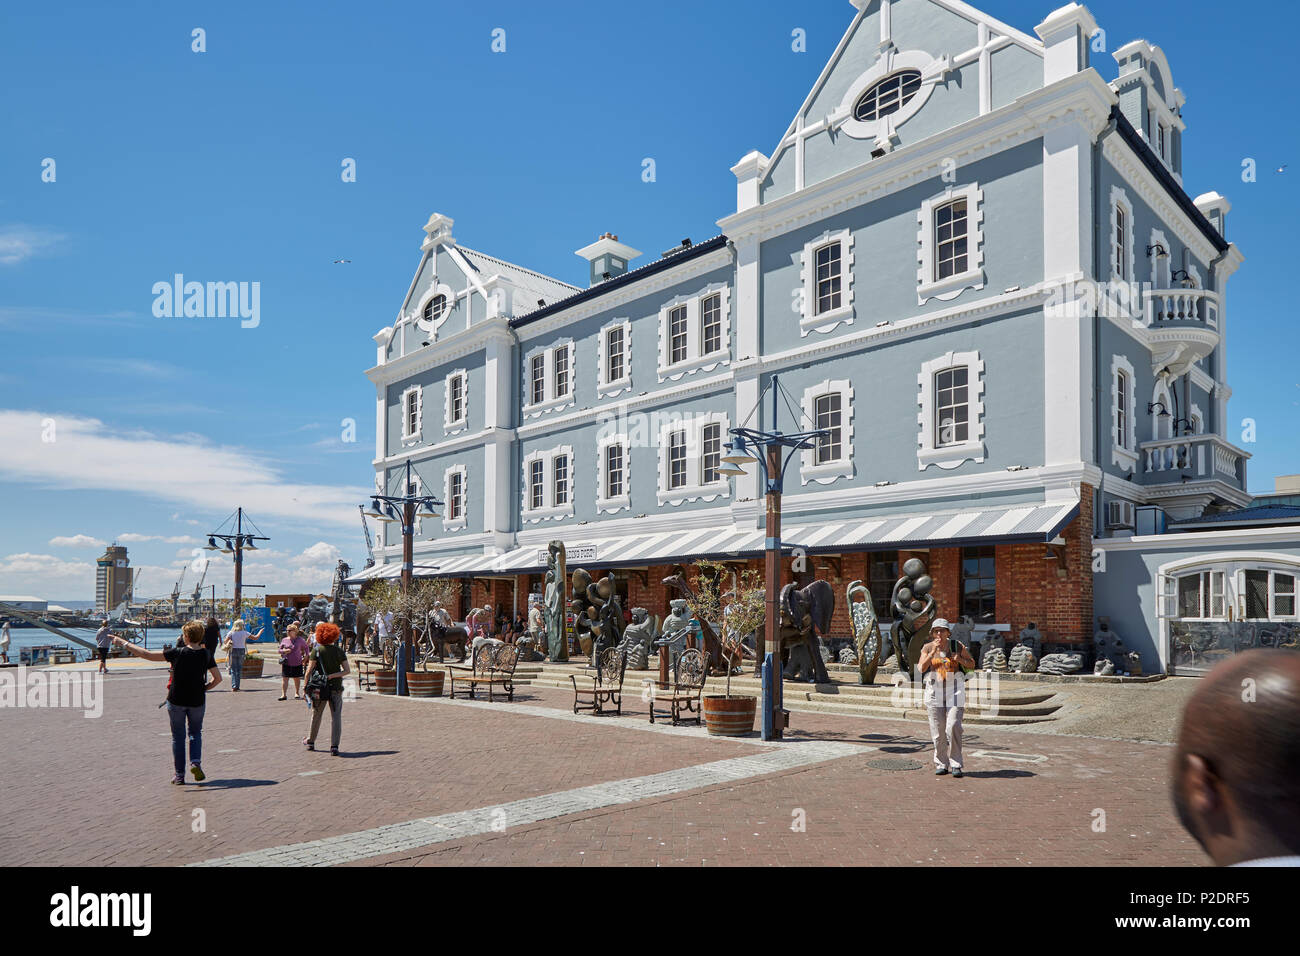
[1,0,1295,600]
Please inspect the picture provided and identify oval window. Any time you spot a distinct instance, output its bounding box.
[423,294,447,323]
[853,70,924,122]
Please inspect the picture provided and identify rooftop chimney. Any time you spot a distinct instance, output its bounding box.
[575,233,642,287]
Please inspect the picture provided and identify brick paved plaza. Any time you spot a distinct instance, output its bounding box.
[0,663,1206,867]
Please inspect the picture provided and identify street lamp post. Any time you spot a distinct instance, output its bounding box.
[204,508,269,625]
[363,459,442,697]
[718,374,827,741]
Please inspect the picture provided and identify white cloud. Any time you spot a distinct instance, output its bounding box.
[117,533,201,545]
[0,552,96,597]
[0,410,368,530]
[49,534,106,548]
[294,542,342,566]
[0,225,66,266]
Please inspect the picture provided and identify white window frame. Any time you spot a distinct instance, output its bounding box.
[1110,186,1136,286]
[399,384,423,443]
[656,413,732,506]
[521,339,577,418]
[595,433,631,515]
[1111,354,1138,471]
[521,444,575,523]
[443,369,468,435]
[799,379,855,486]
[413,281,455,338]
[916,351,985,471]
[442,465,468,532]
[798,228,855,336]
[656,284,732,382]
[596,318,633,398]
[1175,569,1227,621]
[917,183,984,304]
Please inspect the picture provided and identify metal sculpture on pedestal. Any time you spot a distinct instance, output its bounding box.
[543,541,568,662]
[778,579,834,684]
[847,580,882,684]
[569,568,624,665]
[662,568,726,674]
[890,558,936,681]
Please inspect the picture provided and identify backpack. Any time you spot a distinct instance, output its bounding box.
[305,647,339,703]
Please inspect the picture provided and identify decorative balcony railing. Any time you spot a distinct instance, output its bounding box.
[1140,433,1247,489]
[1145,288,1219,328]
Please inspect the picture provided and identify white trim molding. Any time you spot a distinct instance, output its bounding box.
[521,444,575,524]
[1111,354,1138,472]
[443,465,468,532]
[443,368,469,436]
[800,378,855,486]
[917,182,985,304]
[917,350,985,471]
[521,338,577,420]
[1109,185,1136,285]
[399,384,423,445]
[656,283,732,382]
[596,318,633,398]
[798,228,855,336]
[656,412,732,506]
[595,432,631,516]
[414,281,456,340]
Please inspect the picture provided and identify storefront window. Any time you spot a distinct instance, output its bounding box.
[869,554,898,619]
[961,546,996,624]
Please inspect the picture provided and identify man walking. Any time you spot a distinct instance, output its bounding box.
[1172,649,1300,866]
[94,619,114,674]
[919,618,974,778]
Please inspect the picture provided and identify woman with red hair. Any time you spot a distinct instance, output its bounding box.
[302,621,350,755]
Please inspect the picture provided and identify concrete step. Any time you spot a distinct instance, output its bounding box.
[507,662,1063,725]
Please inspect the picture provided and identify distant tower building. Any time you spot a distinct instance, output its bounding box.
[95,545,131,614]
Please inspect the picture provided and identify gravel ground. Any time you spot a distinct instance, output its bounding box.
[1011,676,1200,744]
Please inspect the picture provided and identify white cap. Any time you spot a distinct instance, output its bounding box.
[931,618,952,632]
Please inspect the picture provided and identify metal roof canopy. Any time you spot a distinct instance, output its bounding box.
[345,498,1079,583]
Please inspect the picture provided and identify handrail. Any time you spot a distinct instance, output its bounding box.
[0,603,98,652]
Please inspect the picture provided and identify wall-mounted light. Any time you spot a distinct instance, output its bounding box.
[1146,243,1169,260]
[1171,269,1195,288]
[1147,401,1171,419]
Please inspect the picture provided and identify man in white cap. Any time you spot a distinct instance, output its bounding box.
[919,618,975,777]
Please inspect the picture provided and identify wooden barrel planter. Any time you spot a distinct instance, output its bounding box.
[240,657,266,679]
[702,695,757,737]
[406,670,444,698]
[374,670,398,695]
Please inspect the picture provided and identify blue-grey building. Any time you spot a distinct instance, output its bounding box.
[355,0,1279,674]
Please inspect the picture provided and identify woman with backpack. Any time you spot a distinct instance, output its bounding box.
[278,622,309,701]
[302,621,350,755]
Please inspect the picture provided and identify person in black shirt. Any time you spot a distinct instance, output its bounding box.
[202,617,221,669]
[115,619,222,784]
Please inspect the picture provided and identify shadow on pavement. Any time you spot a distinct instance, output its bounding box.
[190,778,279,790]
[961,769,1035,779]
[336,750,399,759]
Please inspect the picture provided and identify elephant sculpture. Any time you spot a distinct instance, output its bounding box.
[777,579,834,684]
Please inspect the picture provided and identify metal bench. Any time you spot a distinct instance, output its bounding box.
[447,643,520,702]
[571,648,627,716]
[354,656,386,691]
[648,648,707,726]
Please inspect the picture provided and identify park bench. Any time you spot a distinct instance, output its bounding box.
[648,648,708,726]
[447,642,520,702]
[571,648,627,716]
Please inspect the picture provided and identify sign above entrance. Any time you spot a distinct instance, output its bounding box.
[539,544,598,565]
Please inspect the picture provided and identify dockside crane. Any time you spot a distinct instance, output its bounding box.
[358,505,375,570]
[170,566,186,617]
[190,560,209,615]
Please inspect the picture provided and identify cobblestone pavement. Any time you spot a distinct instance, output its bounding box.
[0,665,1206,866]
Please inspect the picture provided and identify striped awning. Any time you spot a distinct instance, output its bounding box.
[346,498,1079,583]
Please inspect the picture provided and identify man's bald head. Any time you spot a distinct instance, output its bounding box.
[1172,649,1300,865]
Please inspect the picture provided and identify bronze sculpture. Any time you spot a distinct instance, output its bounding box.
[847,580,882,684]
[569,568,624,666]
[778,579,834,684]
[890,558,936,681]
[544,541,568,661]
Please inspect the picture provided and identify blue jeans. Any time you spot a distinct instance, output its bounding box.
[166,702,205,775]
[228,646,245,688]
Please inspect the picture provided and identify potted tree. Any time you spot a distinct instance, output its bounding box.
[689,561,764,736]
